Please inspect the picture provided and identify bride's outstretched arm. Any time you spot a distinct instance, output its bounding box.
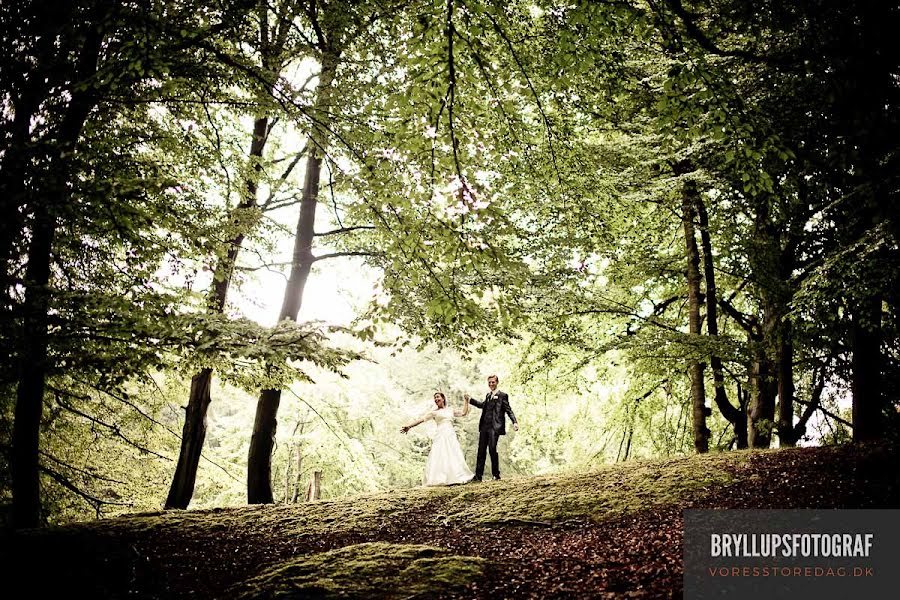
[400,411,433,434]
[453,395,470,417]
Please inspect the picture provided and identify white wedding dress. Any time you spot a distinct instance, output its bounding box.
[422,407,473,486]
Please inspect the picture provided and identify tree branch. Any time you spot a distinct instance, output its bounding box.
[39,464,133,512]
[794,396,852,428]
[39,450,129,485]
[793,368,827,437]
[260,144,309,210]
[718,297,755,334]
[312,250,380,263]
[314,225,376,237]
[664,0,796,66]
[482,9,561,184]
[53,394,173,462]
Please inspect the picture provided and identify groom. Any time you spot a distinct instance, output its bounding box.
[464,374,518,481]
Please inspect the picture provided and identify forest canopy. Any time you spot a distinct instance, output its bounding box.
[1,0,898,528]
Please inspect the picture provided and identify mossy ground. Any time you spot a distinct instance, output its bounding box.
[235,542,485,599]
[4,443,898,599]
[84,447,741,538]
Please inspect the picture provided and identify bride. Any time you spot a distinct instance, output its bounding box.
[400,392,473,486]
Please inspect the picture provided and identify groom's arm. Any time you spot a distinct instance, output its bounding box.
[466,394,485,409]
[502,394,519,430]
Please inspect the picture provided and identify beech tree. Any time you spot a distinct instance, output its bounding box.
[166,0,311,511]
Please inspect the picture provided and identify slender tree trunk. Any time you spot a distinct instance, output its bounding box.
[851,293,883,442]
[306,471,322,501]
[288,418,306,503]
[291,445,304,503]
[791,367,826,442]
[682,183,709,453]
[283,444,293,503]
[623,426,634,461]
[165,368,213,509]
[165,114,269,509]
[695,195,746,448]
[247,143,324,503]
[247,53,337,504]
[748,296,779,448]
[166,0,297,508]
[10,24,102,528]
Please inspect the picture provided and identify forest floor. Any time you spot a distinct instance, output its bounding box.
[4,443,899,599]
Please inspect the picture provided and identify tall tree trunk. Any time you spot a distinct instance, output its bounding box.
[166,0,296,508]
[288,418,306,503]
[283,443,293,503]
[306,471,322,502]
[747,341,776,448]
[10,24,103,529]
[247,54,337,504]
[745,190,783,449]
[165,114,269,509]
[11,202,55,529]
[165,368,213,509]
[695,195,746,448]
[682,182,709,453]
[247,143,324,503]
[851,293,883,442]
[776,321,797,446]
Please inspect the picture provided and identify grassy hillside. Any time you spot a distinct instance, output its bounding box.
[4,443,899,599]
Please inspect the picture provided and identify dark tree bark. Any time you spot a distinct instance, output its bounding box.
[166,0,295,509]
[695,195,747,448]
[784,366,826,445]
[165,114,269,510]
[744,188,784,450]
[11,200,55,529]
[747,321,777,449]
[247,51,337,503]
[852,293,883,442]
[775,320,797,446]
[11,23,103,529]
[165,368,213,509]
[682,182,710,453]
[247,141,325,503]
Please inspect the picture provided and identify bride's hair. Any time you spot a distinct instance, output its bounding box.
[433,392,447,402]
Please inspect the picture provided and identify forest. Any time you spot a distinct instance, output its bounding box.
[1,0,898,533]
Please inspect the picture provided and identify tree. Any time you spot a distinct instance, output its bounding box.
[245,0,538,502]
[166,0,310,510]
[1,0,348,527]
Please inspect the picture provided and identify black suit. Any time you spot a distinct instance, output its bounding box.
[468,391,517,479]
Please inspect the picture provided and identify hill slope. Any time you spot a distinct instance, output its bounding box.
[5,444,899,599]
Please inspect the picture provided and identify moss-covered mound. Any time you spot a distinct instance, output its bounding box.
[234,542,486,599]
[4,443,898,599]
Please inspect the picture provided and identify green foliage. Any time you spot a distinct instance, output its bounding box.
[2,0,897,524]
